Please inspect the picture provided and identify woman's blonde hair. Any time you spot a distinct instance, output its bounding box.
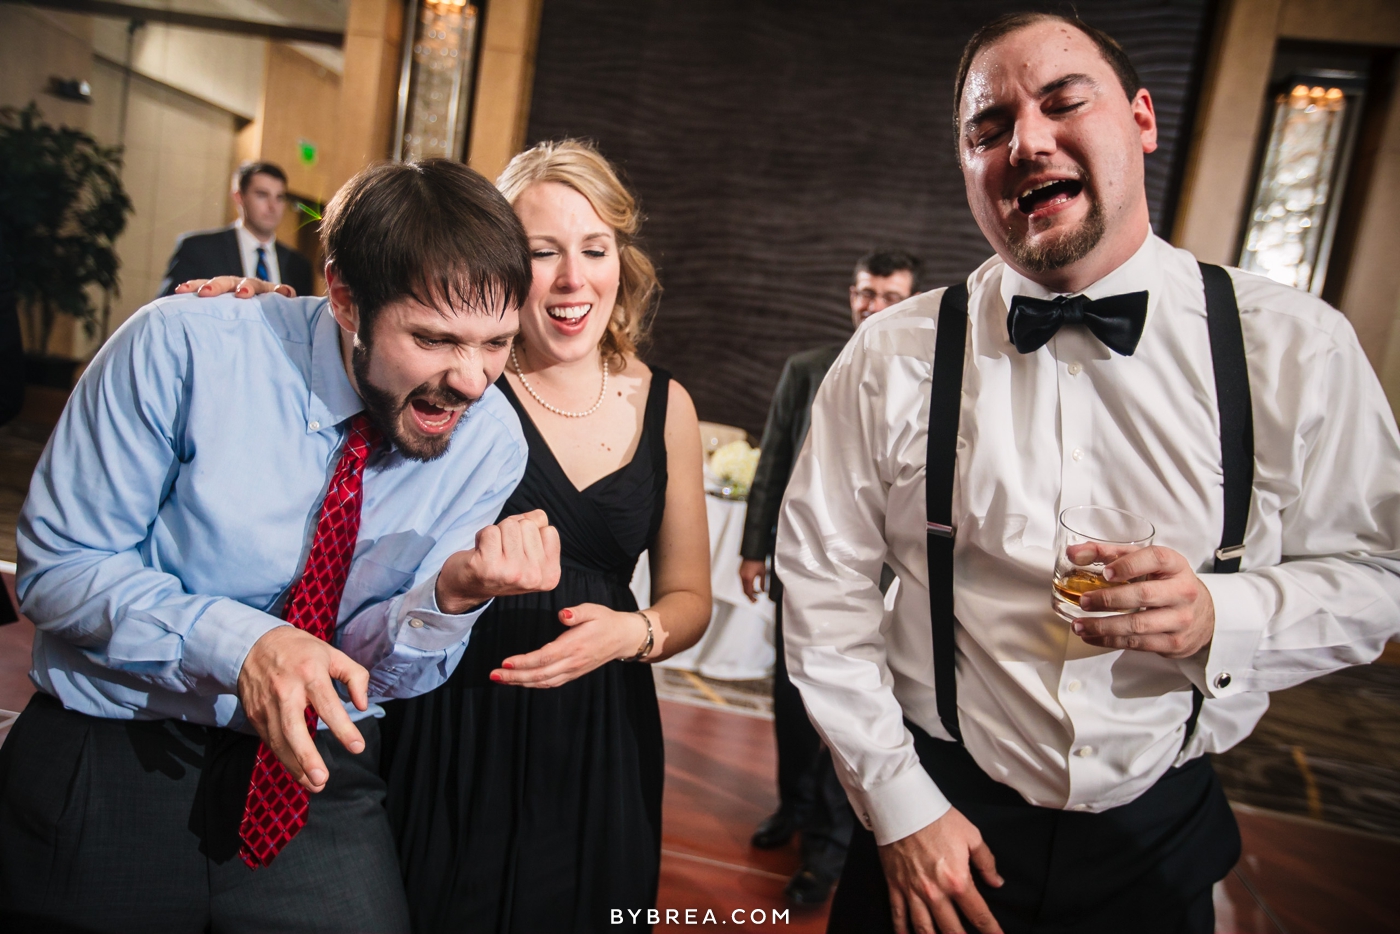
[496,139,660,370]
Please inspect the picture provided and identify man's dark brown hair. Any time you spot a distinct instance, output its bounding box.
[320,160,531,335]
[854,249,924,292]
[235,160,288,193]
[952,12,1142,140]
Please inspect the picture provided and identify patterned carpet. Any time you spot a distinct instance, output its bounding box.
[1214,662,1400,840]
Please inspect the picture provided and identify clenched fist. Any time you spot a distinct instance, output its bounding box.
[436,510,562,613]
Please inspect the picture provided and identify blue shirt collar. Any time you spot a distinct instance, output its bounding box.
[309,300,364,430]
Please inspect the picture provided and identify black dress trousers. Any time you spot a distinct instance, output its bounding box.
[0,691,409,934]
[828,723,1239,934]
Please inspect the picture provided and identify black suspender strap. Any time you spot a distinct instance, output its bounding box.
[1184,262,1255,748]
[1201,263,1254,575]
[926,283,969,744]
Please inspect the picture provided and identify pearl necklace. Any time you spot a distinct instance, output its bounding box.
[511,344,609,418]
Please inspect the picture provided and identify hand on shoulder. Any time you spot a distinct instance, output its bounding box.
[174,276,295,299]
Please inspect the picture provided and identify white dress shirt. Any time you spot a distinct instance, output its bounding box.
[235,219,282,285]
[776,233,1400,846]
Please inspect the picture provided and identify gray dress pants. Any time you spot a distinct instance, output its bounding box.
[0,691,410,934]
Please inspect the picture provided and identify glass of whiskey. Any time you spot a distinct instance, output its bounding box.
[1052,505,1155,623]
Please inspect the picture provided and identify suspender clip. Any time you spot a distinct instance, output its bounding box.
[1214,544,1246,562]
[926,521,954,539]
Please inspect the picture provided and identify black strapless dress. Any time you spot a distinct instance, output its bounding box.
[380,371,671,934]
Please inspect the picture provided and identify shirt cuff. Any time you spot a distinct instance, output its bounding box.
[1194,573,1267,698]
[179,599,288,693]
[389,573,492,652]
[852,758,952,846]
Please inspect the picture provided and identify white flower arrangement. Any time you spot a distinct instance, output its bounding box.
[708,440,760,499]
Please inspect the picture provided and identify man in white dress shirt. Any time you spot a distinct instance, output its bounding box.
[777,12,1400,934]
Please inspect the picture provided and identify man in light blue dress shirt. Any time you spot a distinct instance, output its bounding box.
[0,161,560,933]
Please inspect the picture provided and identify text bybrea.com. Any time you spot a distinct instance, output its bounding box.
[613,908,791,925]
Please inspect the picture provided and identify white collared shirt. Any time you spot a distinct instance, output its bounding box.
[235,219,282,285]
[776,233,1400,846]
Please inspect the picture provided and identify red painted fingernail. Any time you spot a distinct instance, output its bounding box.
[561,610,573,620]
[502,661,514,669]
[490,672,503,682]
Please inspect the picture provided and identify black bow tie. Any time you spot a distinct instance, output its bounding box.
[1006,291,1148,356]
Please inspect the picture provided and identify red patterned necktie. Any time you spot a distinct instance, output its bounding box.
[239,413,380,869]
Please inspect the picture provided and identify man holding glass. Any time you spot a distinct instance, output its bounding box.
[777,11,1400,934]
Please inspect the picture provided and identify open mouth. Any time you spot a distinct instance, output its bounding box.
[408,397,465,435]
[1016,179,1084,216]
[546,303,591,322]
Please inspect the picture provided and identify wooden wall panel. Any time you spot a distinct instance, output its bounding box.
[526,0,1214,435]
[260,44,342,206]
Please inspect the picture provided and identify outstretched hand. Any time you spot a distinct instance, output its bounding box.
[174,276,293,298]
[237,625,370,793]
[1069,543,1215,659]
[879,808,1004,934]
[491,603,659,689]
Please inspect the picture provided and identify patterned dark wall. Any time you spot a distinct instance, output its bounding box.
[526,0,1215,436]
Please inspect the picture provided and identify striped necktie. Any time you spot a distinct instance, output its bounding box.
[254,245,269,282]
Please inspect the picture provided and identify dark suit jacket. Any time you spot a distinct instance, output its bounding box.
[740,343,844,562]
[157,225,314,298]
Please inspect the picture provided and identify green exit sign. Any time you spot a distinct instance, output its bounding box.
[297,138,318,167]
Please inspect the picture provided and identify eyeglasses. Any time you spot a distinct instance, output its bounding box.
[850,287,910,306]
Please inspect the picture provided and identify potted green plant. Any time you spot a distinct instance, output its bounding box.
[0,103,132,387]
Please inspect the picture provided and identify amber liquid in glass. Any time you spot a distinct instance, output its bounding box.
[1052,565,1114,610]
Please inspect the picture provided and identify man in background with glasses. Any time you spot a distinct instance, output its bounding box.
[740,248,921,907]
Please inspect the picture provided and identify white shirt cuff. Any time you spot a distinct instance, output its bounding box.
[852,759,952,846]
[1195,572,1267,698]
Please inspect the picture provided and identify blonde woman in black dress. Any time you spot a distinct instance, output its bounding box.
[379,141,712,932]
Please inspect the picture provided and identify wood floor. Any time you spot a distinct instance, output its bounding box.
[658,698,827,932]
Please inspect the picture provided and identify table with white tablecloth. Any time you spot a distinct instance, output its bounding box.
[629,493,775,681]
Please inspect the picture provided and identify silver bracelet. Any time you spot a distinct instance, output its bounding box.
[621,611,654,662]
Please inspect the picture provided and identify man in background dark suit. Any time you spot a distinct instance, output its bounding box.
[738,249,922,906]
[158,161,314,298]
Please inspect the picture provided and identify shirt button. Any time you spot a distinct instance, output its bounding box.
[1066,679,1082,693]
[1075,745,1095,758]
[408,617,425,629]
[1068,362,1083,376]
[308,420,321,431]
[1214,672,1232,690]
[1072,448,1084,461]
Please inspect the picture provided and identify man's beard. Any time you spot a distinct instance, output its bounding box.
[352,342,471,462]
[1005,194,1106,274]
